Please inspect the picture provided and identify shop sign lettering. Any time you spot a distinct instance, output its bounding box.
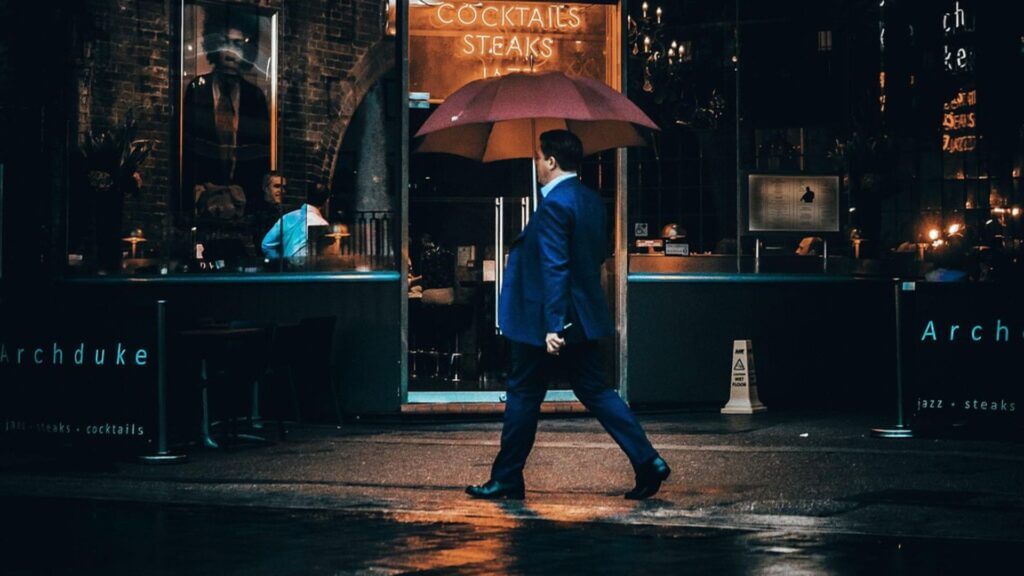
[941,89,977,155]
[433,2,584,60]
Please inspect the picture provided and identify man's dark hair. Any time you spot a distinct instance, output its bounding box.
[539,130,583,172]
[307,181,331,207]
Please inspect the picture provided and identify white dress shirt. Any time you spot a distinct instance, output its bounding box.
[261,204,329,262]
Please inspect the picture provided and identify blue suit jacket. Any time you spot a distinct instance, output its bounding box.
[499,177,615,346]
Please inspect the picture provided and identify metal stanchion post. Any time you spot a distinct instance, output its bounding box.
[872,280,914,438]
[140,300,187,463]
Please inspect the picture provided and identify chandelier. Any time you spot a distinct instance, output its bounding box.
[628,2,725,130]
[628,2,686,94]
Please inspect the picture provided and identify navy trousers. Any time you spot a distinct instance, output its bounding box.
[490,339,659,485]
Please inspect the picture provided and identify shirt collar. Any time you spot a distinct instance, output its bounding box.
[540,172,577,198]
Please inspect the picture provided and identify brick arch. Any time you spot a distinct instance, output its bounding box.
[317,37,396,189]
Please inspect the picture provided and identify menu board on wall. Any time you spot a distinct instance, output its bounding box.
[409,1,617,103]
[748,174,840,233]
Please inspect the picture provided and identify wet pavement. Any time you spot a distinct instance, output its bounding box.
[2,497,1018,575]
[2,411,1023,573]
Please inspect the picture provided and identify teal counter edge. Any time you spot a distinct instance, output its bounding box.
[60,271,402,285]
[628,273,894,284]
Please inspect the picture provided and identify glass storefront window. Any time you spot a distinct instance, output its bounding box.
[405,1,621,394]
[48,0,1024,281]
[180,2,275,272]
[626,0,1024,280]
[63,1,399,277]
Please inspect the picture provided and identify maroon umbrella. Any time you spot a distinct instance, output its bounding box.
[414,72,659,163]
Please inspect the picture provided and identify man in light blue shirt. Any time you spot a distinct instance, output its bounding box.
[261,183,330,264]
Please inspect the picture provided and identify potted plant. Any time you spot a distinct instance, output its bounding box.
[78,108,153,273]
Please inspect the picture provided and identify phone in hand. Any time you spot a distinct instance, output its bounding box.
[558,322,574,338]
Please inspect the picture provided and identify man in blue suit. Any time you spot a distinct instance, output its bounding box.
[467,130,670,501]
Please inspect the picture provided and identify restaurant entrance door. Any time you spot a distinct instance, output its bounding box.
[405,123,620,403]
[402,0,623,404]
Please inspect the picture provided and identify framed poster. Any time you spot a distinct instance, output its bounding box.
[179,1,278,216]
[748,174,840,233]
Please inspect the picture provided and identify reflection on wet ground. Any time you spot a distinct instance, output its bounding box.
[0,496,1015,575]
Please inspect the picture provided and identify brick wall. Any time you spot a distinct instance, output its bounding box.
[73,0,394,252]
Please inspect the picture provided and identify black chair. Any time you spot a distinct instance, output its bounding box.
[266,316,342,433]
[179,321,273,449]
[414,301,473,385]
[443,303,474,384]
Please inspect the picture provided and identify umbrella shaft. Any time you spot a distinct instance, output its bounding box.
[531,119,538,211]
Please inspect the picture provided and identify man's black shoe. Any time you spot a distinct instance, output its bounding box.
[466,479,526,500]
[625,456,671,500]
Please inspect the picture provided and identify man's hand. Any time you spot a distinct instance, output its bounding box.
[545,332,566,356]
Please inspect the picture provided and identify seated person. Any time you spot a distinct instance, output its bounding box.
[261,181,330,266]
[926,228,972,282]
[253,170,285,246]
[263,171,285,210]
[795,236,824,256]
[417,233,457,305]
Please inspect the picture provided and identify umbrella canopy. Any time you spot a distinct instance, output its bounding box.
[414,72,659,162]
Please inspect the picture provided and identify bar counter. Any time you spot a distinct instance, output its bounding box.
[48,271,404,415]
[626,256,898,410]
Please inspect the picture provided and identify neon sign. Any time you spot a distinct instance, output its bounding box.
[939,2,977,155]
[942,1,974,73]
[942,89,977,155]
[409,1,614,101]
[432,2,584,60]
[435,3,583,29]
[461,34,555,59]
